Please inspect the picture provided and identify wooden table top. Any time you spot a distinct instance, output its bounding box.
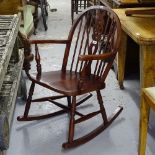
[114,8,155,45]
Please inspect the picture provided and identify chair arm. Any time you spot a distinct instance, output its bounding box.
[78,52,116,61]
[29,39,70,44]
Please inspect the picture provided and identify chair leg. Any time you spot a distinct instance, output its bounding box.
[75,0,78,14]
[17,86,69,121]
[68,96,76,143]
[139,95,150,155]
[67,96,71,107]
[71,0,74,23]
[17,82,35,121]
[96,90,108,124]
[17,89,90,122]
[80,0,83,9]
[84,0,87,9]
[62,91,123,149]
[32,3,39,35]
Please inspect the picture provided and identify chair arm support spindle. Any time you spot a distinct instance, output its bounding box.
[35,44,42,78]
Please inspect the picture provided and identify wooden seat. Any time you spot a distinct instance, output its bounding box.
[17,6,123,148]
[139,87,155,155]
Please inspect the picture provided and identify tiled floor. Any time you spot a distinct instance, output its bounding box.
[3,0,155,155]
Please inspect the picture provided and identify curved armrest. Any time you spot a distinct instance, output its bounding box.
[30,39,70,44]
[78,52,116,61]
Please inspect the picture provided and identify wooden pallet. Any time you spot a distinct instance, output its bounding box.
[0,14,25,151]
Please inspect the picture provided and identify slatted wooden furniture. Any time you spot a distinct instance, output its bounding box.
[17,6,123,148]
[139,87,155,155]
[71,0,88,23]
[72,0,100,22]
[30,0,48,31]
[0,15,25,150]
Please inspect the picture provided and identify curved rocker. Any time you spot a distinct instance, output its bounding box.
[63,105,123,149]
[17,6,123,148]
[17,93,92,121]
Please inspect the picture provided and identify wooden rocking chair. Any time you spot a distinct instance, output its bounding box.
[17,6,123,148]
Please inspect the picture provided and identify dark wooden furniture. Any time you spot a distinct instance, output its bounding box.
[0,14,25,150]
[71,0,88,23]
[17,6,123,148]
[31,0,48,31]
[71,0,100,23]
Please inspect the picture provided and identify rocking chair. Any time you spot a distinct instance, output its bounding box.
[17,6,123,148]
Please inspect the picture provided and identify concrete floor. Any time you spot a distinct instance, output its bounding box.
[4,0,155,155]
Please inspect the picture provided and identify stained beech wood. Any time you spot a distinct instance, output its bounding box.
[17,6,123,148]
